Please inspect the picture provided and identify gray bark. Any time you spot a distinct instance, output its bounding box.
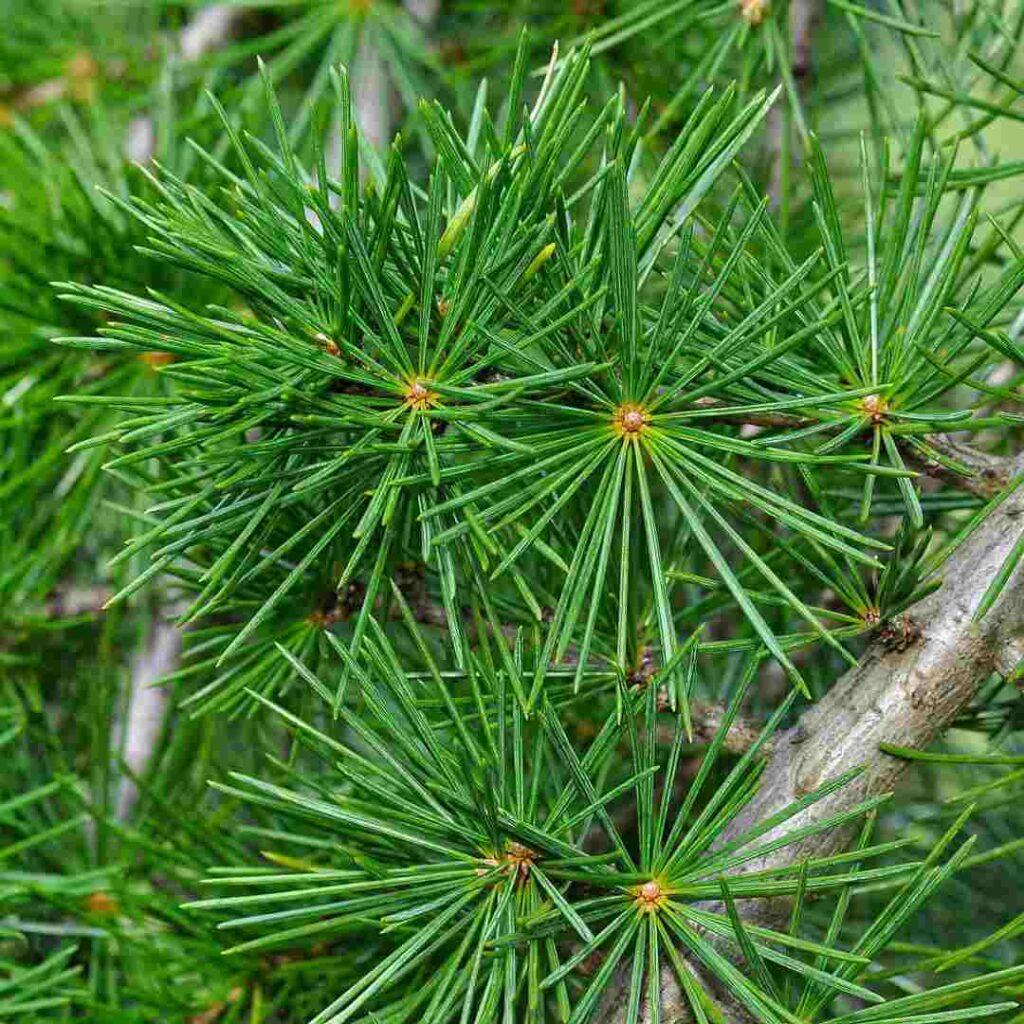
[126,5,245,164]
[603,453,1024,1022]
[116,619,179,821]
[718,469,1024,875]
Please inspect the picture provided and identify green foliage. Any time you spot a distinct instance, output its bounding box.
[168,0,445,149]
[2,1,1024,1022]
[0,79,230,607]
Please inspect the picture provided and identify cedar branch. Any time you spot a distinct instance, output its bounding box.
[604,450,1024,1022]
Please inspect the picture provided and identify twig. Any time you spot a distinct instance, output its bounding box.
[118,5,245,814]
[675,695,764,755]
[689,404,1015,501]
[178,4,243,61]
[766,0,822,208]
[126,5,245,164]
[116,617,179,821]
[789,0,821,81]
[41,584,112,619]
[352,41,391,154]
[903,433,1016,499]
[404,0,441,27]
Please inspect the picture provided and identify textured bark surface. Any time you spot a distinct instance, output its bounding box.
[719,476,1024,873]
[602,456,1024,1022]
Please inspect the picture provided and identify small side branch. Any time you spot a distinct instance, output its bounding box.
[686,698,764,755]
[903,434,1016,500]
